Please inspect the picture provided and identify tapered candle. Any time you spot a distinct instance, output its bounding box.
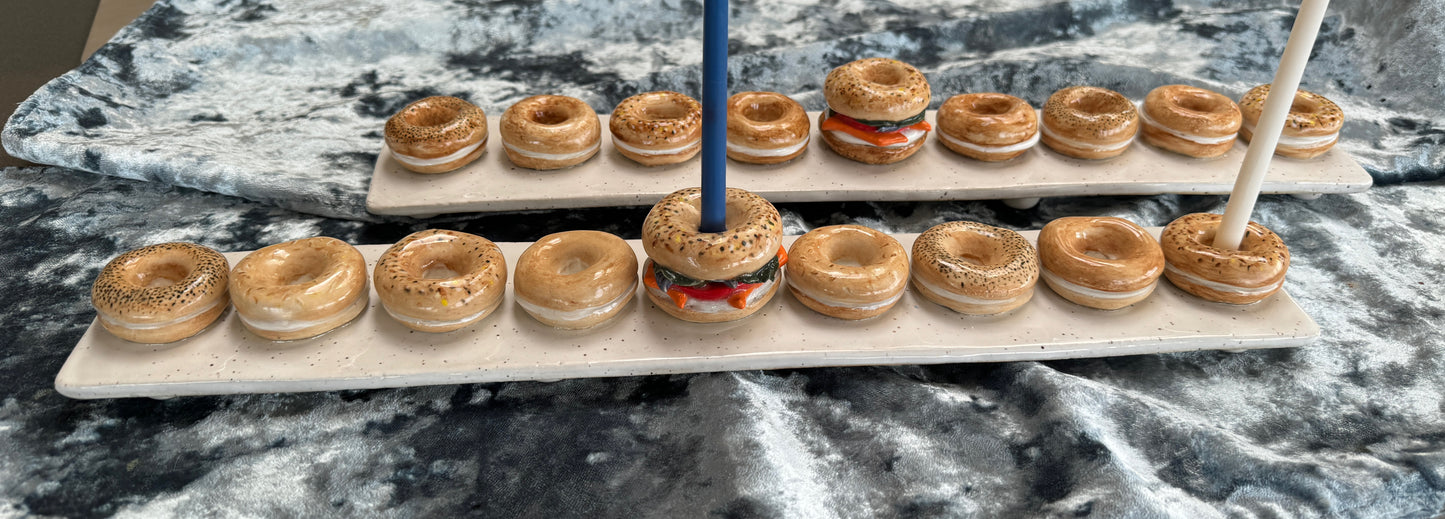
[1214,0,1330,250]
[699,0,728,233]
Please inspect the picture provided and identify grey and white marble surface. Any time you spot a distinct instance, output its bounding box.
[2,0,1445,517]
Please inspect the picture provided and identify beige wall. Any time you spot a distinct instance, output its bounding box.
[0,0,156,167]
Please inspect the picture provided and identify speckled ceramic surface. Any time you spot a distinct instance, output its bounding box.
[57,231,1317,399]
[367,111,1371,216]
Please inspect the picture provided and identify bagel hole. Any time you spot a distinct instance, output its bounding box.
[1174,94,1221,114]
[557,257,592,276]
[859,62,906,87]
[1080,225,1143,259]
[942,235,1002,267]
[530,107,571,125]
[289,273,318,285]
[968,97,1015,116]
[825,234,885,268]
[1071,93,1124,115]
[742,100,787,123]
[642,103,688,121]
[421,261,461,280]
[135,263,189,288]
[403,105,460,127]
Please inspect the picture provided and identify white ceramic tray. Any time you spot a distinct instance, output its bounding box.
[56,230,1319,399]
[366,110,1372,217]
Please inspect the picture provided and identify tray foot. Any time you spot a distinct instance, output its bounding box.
[1003,197,1041,210]
[1290,193,1323,200]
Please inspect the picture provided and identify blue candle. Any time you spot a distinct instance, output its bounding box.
[699,0,728,233]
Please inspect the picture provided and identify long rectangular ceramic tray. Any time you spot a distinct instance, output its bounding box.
[366,110,1372,217]
[56,230,1319,399]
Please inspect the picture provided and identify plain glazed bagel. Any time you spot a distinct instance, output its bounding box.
[609,91,702,166]
[936,93,1039,161]
[1238,85,1343,159]
[514,231,638,329]
[499,95,601,170]
[373,229,507,333]
[384,96,488,174]
[1038,217,1164,310]
[911,221,1039,315]
[230,237,369,341]
[726,92,811,165]
[820,58,932,165]
[1139,85,1242,158]
[1160,213,1290,305]
[786,225,909,320]
[1040,86,1139,160]
[91,243,230,344]
[641,187,785,323]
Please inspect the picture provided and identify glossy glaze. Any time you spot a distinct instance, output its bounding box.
[911,221,1039,315]
[641,187,783,281]
[725,92,810,165]
[91,242,230,344]
[1140,85,1241,158]
[937,93,1038,161]
[499,95,601,170]
[373,230,506,333]
[230,237,368,340]
[1238,85,1343,159]
[824,58,930,121]
[383,96,489,173]
[609,91,702,165]
[1041,86,1139,160]
[514,231,637,329]
[1160,213,1290,305]
[786,225,909,320]
[1038,217,1164,310]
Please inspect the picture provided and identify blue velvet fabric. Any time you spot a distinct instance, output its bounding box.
[1,0,1444,516]
[3,0,1443,220]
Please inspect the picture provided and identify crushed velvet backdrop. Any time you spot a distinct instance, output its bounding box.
[2,0,1444,517]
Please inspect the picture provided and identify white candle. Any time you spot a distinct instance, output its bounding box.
[1214,0,1331,250]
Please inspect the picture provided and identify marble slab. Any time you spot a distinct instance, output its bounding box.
[56,230,1318,399]
[366,111,1373,216]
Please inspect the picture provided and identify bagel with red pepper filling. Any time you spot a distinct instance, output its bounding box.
[641,187,785,323]
[820,58,932,164]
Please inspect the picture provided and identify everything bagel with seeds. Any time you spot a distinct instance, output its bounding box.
[384,96,488,173]
[500,95,601,170]
[1238,85,1343,159]
[819,58,933,164]
[1160,213,1290,305]
[609,91,703,166]
[1040,86,1139,160]
[91,242,230,344]
[1139,85,1242,158]
[911,221,1039,315]
[373,229,507,333]
[641,187,785,323]
[229,237,369,341]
